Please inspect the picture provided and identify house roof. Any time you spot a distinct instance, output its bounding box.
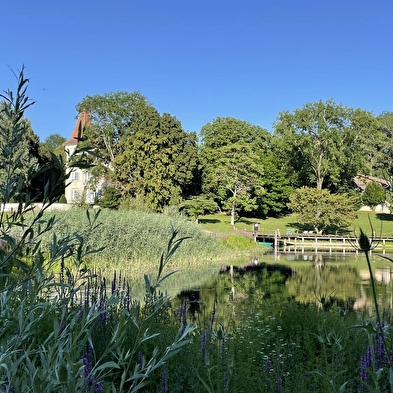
[64,110,91,145]
[354,175,391,191]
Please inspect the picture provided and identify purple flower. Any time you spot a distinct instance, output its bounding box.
[221,334,226,354]
[138,351,144,371]
[160,368,168,393]
[266,360,272,372]
[276,378,283,391]
[223,374,229,390]
[201,330,207,356]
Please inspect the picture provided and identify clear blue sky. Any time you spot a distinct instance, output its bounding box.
[2,0,393,141]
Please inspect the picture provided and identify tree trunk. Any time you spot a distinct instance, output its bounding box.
[316,176,324,190]
[230,202,236,226]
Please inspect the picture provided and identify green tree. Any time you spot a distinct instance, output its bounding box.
[375,112,393,177]
[180,195,218,223]
[76,91,152,183]
[40,133,66,157]
[362,181,386,210]
[274,100,379,191]
[288,187,358,234]
[98,186,122,209]
[35,133,67,201]
[255,151,293,217]
[200,117,269,224]
[113,107,199,210]
[215,142,264,225]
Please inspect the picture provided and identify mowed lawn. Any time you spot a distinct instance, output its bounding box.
[198,211,393,237]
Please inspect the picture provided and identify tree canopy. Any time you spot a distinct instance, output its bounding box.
[200,118,270,225]
[76,93,199,211]
[274,100,380,191]
[288,187,359,234]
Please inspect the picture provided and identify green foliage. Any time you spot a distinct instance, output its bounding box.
[35,208,225,275]
[274,100,380,191]
[98,186,122,209]
[180,195,218,223]
[288,187,358,234]
[362,181,386,210]
[222,233,258,250]
[77,93,199,211]
[114,107,199,211]
[0,70,198,393]
[200,117,270,225]
[255,151,293,217]
[40,133,66,157]
[59,194,67,203]
[0,82,38,202]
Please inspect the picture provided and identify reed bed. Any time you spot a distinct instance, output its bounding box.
[33,208,257,278]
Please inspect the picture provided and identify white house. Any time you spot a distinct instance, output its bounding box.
[64,111,104,204]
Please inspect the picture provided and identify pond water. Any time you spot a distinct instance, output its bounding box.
[166,251,393,322]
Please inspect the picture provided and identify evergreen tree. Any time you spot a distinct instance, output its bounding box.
[362,181,386,210]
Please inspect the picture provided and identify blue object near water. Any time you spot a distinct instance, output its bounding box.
[259,241,273,248]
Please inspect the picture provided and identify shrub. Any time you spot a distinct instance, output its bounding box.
[362,181,385,210]
[223,233,258,250]
[97,186,121,209]
[59,194,67,203]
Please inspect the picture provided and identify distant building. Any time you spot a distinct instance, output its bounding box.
[64,111,104,204]
[354,174,391,213]
[353,175,391,192]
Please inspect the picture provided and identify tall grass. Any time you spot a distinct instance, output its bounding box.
[34,208,259,278]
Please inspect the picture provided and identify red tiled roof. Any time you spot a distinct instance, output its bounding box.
[64,110,91,145]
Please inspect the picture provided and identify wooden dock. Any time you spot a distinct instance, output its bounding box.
[255,231,393,253]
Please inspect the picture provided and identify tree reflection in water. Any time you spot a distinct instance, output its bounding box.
[173,253,393,325]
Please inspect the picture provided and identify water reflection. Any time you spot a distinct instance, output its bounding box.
[172,253,393,321]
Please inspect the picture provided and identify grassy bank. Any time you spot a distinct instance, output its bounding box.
[36,208,259,278]
[198,211,393,237]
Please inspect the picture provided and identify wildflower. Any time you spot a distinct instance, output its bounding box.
[201,330,207,354]
[276,377,283,391]
[223,374,229,390]
[138,351,144,371]
[160,368,168,393]
[266,360,272,372]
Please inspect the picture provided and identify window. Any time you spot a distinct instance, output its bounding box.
[71,171,80,181]
[71,189,80,200]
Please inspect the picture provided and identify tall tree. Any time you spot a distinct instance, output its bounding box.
[75,91,152,183]
[200,117,269,224]
[375,111,393,178]
[113,108,199,210]
[215,142,264,225]
[273,100,379,191]
[255,151,293,217]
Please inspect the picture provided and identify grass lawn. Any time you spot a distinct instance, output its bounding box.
[198,210,393,237]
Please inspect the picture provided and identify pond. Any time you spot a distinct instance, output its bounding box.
[163,251,393,324]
